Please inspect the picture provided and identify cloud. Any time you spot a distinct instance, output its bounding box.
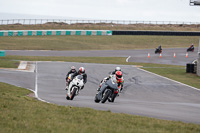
[115,0,132,4]
[0,0,199,21]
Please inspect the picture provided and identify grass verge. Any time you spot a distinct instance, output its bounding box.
[0,58,19,68]
[1,82,200,133]
[0,35,199,50]
[142,67,200,89]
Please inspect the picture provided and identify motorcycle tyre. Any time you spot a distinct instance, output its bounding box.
[110,93,118,102]
[94,94,100,103]
[70,87,77,100]
[66,96,70,100]
[101,90,112,103]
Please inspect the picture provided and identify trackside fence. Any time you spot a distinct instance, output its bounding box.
[1,30,200,36]
[112,31,200,36]
[1,19,200,25]
[0,30,112,36]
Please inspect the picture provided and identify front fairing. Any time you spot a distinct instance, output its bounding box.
[68,75,84,96]
[105,79,118,90]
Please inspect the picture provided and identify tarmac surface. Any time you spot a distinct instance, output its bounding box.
[5,47,199,66]
[1,48,200,124]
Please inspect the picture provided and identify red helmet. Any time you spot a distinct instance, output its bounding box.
[115,71,122,80]
[79,67,85,74]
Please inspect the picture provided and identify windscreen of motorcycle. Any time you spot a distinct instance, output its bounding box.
[76,75,83,80]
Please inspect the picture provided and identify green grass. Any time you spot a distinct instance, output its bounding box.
[1,26,200,132]
[1,82,200,133]
[1,55,129,64]
[0,36,199,50]
[0,58,19,68]
[142,67,200,89]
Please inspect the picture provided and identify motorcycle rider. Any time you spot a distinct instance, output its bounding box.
[190,44,194,50]
[96,71,124,101]
[111,67,124,92]
[98,67,124,92]
[66,66,77,90]
[187,44,195,52]
[111,67,121,75]
[155,45,162,53]
[115,71,124,92]
[158,45,162,51]
[70,67,87,90]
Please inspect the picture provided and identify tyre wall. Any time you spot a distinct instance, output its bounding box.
[0,30,112,36]
[112,31,200,36]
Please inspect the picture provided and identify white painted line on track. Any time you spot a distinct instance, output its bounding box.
[126,56,131,62]
[35,61,38,98]
[34,61,50,103]
[137,67,200,92]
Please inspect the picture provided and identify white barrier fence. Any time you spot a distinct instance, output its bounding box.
[1,19,200,25]
[0,30,112,36]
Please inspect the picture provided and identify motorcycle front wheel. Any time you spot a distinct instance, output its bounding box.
[101,90,112,103]
[94,94,100,103]
[70,87,77,100]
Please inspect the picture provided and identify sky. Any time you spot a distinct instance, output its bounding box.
[0,0,200,22]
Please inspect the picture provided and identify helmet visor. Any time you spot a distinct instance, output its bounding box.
[116,75,122,79]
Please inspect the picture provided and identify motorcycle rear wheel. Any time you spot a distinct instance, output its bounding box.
[110,93,118,102]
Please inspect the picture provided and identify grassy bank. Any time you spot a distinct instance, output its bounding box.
[1,23,200,31]
[1,55,200,89]
[142,67,200,89]
[1,82,200,133]
[0,36,199,50]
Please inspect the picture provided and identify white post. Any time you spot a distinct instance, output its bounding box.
[198,39,200,58]
[197,39,200,76]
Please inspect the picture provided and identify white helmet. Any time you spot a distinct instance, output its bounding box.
[71,66,76,72]
[71,66,76,70]
[115,67,121,72]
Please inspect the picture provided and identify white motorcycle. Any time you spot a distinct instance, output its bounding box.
[66,75,84,100]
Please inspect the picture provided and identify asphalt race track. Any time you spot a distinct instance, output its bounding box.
[5,47,199,66]
[1,48,200,124]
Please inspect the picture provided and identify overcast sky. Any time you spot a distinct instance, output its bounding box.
[0,0,200,22]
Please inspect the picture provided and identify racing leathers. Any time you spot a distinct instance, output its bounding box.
[190,44,194,50]
[66,69,77,89]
